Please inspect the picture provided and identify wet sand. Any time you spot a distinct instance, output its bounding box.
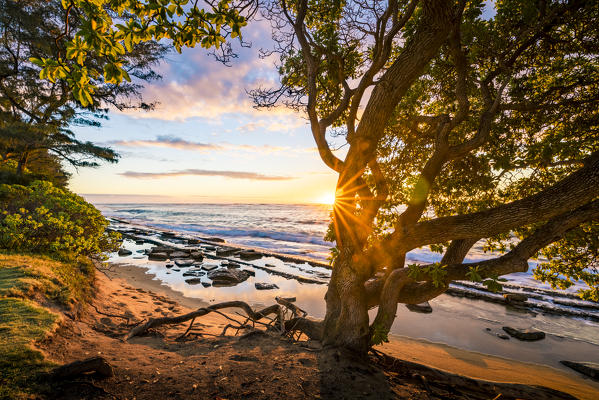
[103,260,599,399]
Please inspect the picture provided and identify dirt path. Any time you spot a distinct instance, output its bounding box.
[35,266,598,399]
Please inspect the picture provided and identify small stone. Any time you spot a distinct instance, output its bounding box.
[170,251,189,259]
[185,278,203,285]
[201,282,211,288]
[405,302,433,314]
[255,283,279,290]
[135,240,145,245]
[502,326,545,341]
[264,263,277,268]
[560,361,599,380]
[165,264,174,268]
[216,247,237,257]
[497,333,510,340]
[203,246,216,251]
[201,264,219,271]
[174,259,195,267]
[225,262,240,269]
[148,252,168,261]
[118,248,133,256]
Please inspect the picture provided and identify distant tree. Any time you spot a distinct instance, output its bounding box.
[0,0,169,183]
[250,0,599,353]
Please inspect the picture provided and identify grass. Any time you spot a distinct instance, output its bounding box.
[0,252,96,399]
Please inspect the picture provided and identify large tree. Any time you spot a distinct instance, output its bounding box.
[251,0,599,353]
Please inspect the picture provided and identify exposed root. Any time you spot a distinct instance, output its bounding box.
[125,300,324,341]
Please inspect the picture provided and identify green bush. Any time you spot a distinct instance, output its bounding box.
[0,181,120,258]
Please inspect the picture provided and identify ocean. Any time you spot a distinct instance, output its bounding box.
[100,202,599,365]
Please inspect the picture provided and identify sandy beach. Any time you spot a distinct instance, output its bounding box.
[92,259,599,399]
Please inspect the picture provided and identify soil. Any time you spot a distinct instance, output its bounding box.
[34,265,596,400]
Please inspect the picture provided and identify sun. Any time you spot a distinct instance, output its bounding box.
[316,192,336,205]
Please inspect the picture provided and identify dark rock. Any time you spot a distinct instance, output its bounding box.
[239,250,262,261]
[118,248,132,256]
[405,302,433,314]
[201,264,219,271]
[243,269,255,277]
[170,251,189,259]
[190,251,204,261]
[182,270,205,277]
[152,246,173,254]
[135,240,145,245]
[185,278,203,285]
[187,238,201,244]
[203,246,216,251]
[225,262,240,269]
[504,293,528,303]
[165,263,174,268]
[202,237,225,243]
[502,326,545,341]
[264,263,277,268]
[174,259,195,267]
[201,282,211,288]
[255,282,279,290]
[497,334,510,340]
[560,361,599,380]
[148,252,168,261]
[207,269,251,286]
[216,247,237,257]
[136,250,145,254]
[161,232,177,237]
[172,268,180,272]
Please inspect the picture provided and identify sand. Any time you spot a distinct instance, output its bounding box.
[37,261,599,399]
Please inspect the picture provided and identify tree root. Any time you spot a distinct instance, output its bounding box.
[125,300,324,341]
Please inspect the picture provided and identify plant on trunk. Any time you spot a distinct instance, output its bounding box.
[251,0,599,354]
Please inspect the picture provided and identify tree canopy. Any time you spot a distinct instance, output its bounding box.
[0,0,171,183]
[252,0,599,352]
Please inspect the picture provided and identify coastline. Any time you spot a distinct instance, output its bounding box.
[102,258,599,399]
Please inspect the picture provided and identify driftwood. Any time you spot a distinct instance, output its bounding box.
[52,356,114,379]
[372,350,577,400]
[125,300,321,340]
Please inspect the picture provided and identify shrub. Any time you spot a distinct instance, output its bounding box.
[0,181,120,258]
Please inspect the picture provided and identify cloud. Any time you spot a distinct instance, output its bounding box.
[119,169,294,181]
[111,135,223,152]
[110,135,314,154]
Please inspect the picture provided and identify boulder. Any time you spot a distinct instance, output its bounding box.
[405,302,433,314]
[185,278,203,285]
[255,283,279,290]
[504,293,528,303]
[118,248,132,256]
[207,269,251,286]
[239,250,262,261]
[216,247,237,257]
[174,259,195,267]
[190,251,204,261]
[148,252,168,261]
[560,361,599,380]
[225,262,240,269]
[502,326,545,341]
[201,264,219,272]
[170,251,189,259]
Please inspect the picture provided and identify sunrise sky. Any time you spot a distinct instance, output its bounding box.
[70,18,341,205]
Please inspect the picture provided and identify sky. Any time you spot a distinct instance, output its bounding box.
[70,19,340,205]
[70,3,495,205]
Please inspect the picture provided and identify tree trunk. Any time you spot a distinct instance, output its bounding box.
[16,151,29,176]
[322,247,371,354]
